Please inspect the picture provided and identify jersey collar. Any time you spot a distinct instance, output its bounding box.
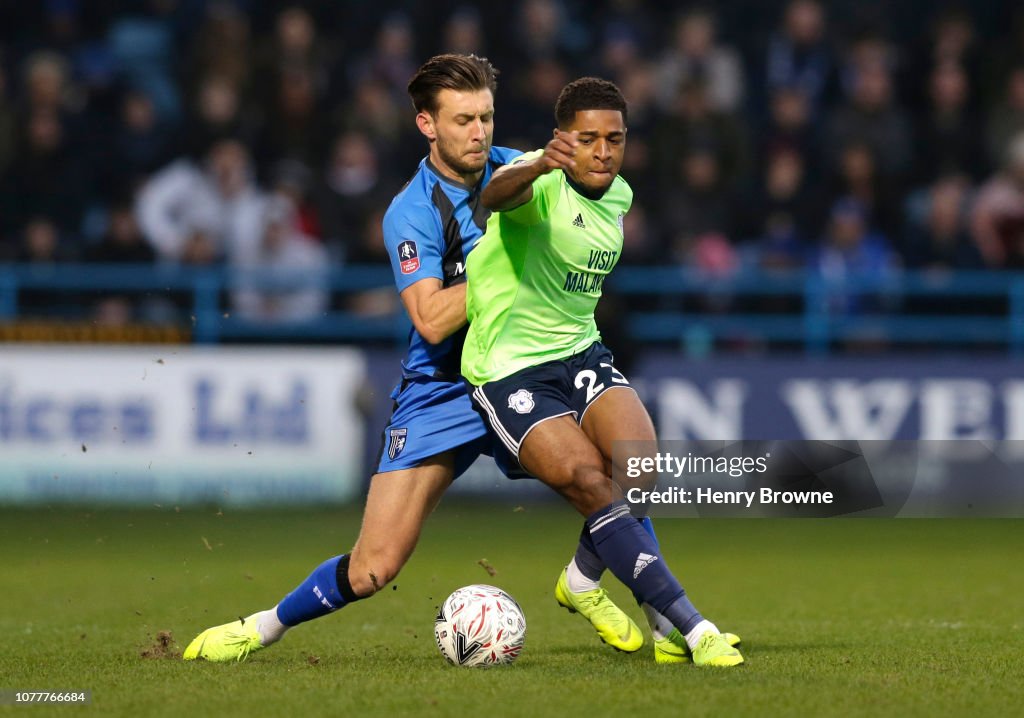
[425,156,484,193]
[565,172,610,201]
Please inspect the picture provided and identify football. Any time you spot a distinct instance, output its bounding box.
[434,584,527,666]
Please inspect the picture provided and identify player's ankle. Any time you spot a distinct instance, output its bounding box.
[257,607,289,645]
[565,558,601,592]
[684,619,720,651]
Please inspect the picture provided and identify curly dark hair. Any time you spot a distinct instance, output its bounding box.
[554,77,628,129]
[407,53,498,116]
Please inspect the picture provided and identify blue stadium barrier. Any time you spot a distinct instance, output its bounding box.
[608,268,1024,354]
[1,263,1023,353]
[0,263,407,343]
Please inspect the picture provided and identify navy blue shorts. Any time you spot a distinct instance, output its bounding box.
[467,342,633,464]
[375,375,492,477]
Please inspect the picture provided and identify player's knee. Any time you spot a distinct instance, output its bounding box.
[565,464,614,514]
[348,551,404,597]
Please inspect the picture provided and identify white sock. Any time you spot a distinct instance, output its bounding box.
[565,558,601,593]
[254,606,289,645]
[642,604,675,641]
[684,619,720,651]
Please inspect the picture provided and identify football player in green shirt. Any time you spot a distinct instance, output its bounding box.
[463,77,744,666]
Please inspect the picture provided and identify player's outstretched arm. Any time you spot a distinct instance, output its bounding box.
[400,278,467,345]
[482,130,579,212]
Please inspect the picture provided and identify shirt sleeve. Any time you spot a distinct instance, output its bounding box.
[491,145,525,166]
[618,175,634,213]
[382,203,444,293]
[500,149,562,226]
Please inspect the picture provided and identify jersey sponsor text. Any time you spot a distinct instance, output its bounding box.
[563,271,605,293]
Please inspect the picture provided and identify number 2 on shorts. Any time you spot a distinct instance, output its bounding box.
[574,363,628,404]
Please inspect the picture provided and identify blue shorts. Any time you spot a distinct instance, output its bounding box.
[467,342,632,464]
[374,375,491,477]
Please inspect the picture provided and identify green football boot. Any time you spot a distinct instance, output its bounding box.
[555,568,644,652]
[654,628,742,664]
[183,613,265,662]
[690,630,745,667]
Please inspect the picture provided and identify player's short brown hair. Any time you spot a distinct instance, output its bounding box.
[407,54,498,116]
[554,77,628,129]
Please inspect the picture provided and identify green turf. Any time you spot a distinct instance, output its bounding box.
[0,504,1021,717]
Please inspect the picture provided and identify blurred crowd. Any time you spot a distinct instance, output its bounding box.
[2,0,1024,324]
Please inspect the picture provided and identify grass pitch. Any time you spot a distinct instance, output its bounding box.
[0,503,1021,717]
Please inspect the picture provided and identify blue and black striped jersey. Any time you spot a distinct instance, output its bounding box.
[383,145,522,380]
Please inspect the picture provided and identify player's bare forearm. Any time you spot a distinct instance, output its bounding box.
[419,282,467,343]
[400,280,467,344]
[482,161,545,211]
[482,130,579,211]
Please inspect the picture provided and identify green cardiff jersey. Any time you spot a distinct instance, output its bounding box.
[462,149,633,385]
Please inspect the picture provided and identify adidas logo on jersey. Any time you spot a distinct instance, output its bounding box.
[634,552,658,578]
[572,213,586,229]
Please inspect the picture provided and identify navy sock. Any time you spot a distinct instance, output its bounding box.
[573,521,605,581]
[587,502,703,634]
[574,516,662,593]
[276,554,360,626]
[633,516,660,605]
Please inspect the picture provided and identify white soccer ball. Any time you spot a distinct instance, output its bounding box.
[434,584,526,666]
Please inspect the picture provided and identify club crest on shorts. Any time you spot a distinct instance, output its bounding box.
[507,389,535,414]
[388,427,408,460]
[397,240,420,274]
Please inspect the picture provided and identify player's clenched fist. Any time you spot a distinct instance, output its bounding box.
[538,130,578,173]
